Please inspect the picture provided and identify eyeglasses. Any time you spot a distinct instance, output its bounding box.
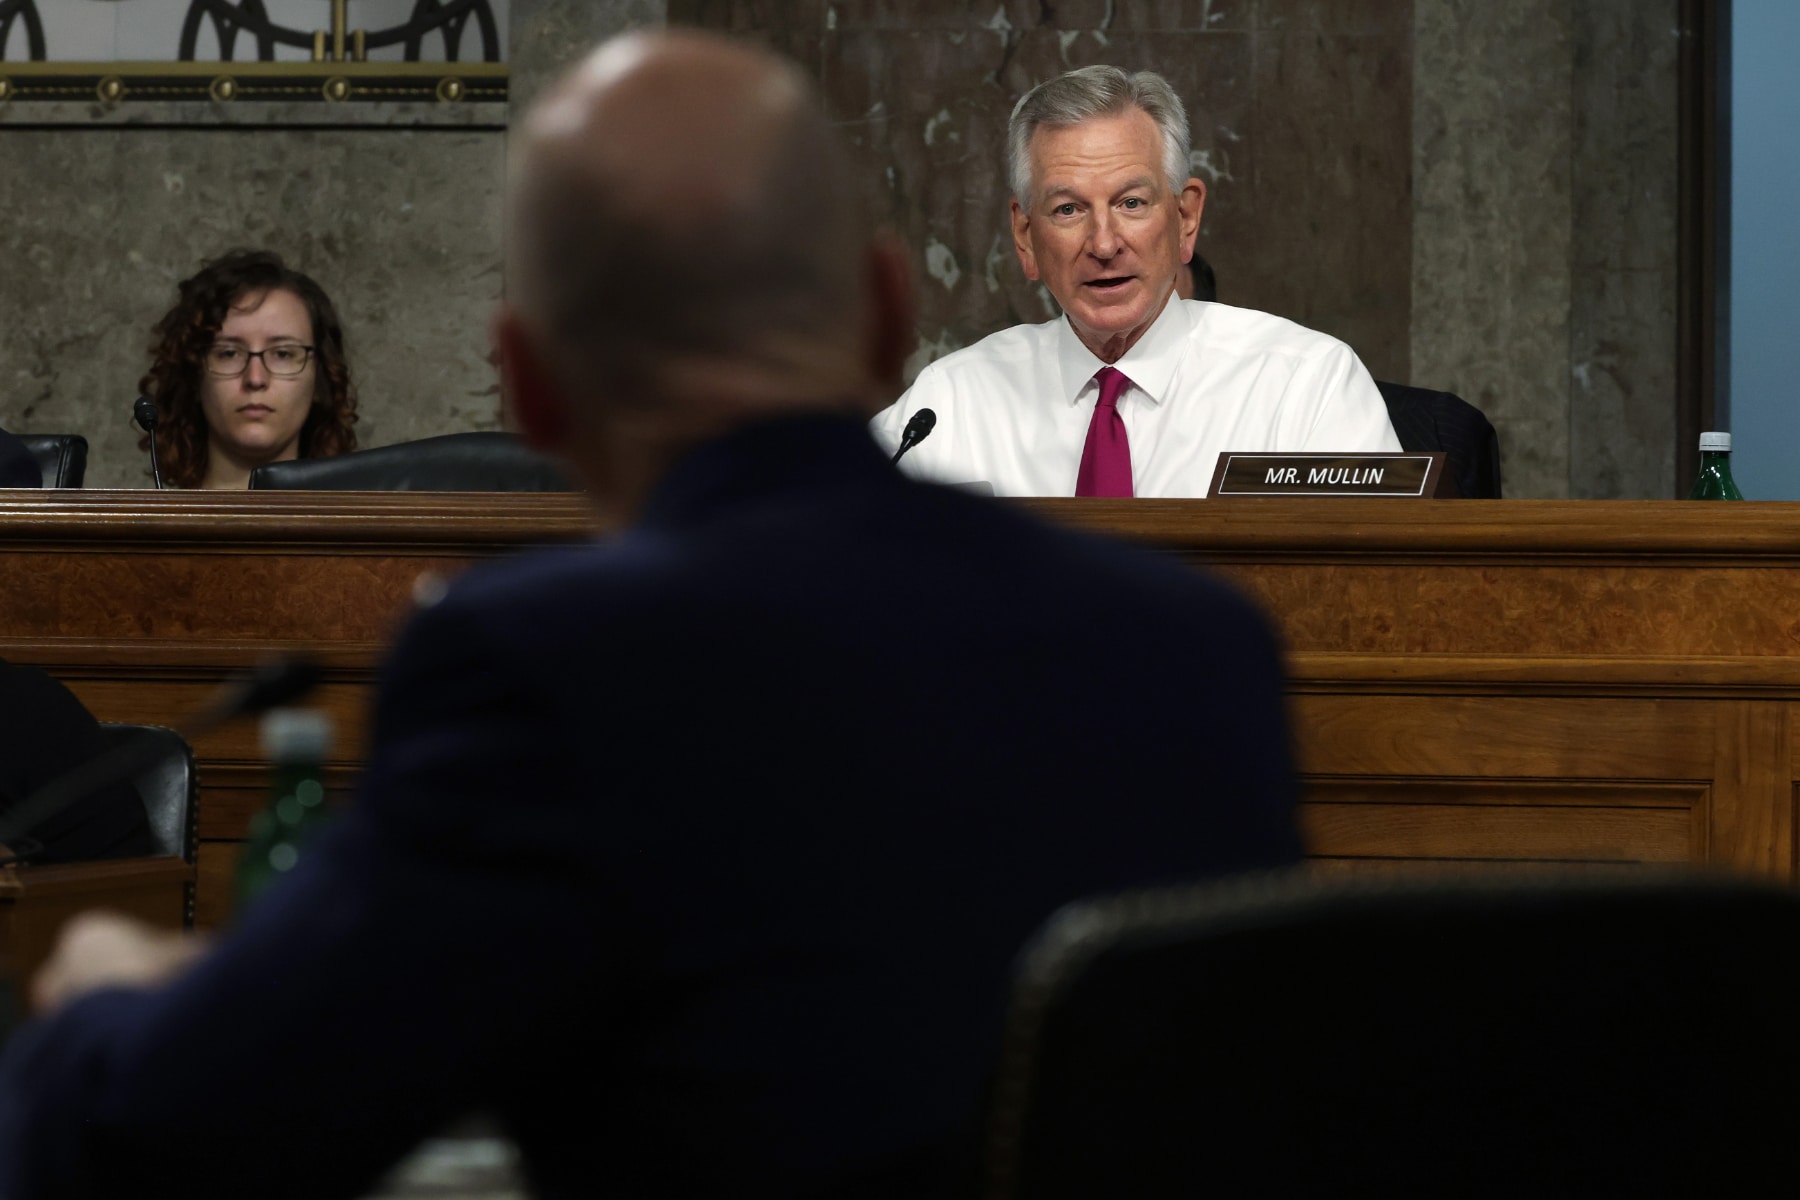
[205,343,316,379]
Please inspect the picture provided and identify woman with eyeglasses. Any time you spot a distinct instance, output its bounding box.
[139,249,359,488]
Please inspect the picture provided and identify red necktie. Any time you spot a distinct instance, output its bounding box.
[1075,366,1133,497]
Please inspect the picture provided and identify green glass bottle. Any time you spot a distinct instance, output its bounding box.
[233,708,334,913]
[1688,432,1745,500]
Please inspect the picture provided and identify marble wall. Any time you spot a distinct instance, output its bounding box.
[1412,0,1679,499]
[1568,0,1680,499]
[509,0,665,111]
[1412,0,1575,499]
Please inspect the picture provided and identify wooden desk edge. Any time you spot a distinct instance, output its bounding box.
[0,857,195,900]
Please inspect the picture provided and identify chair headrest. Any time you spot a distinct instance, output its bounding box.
[11,434,89,488]
[249,432,573,492]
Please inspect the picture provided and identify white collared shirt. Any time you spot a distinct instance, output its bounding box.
[871,297,1401,497]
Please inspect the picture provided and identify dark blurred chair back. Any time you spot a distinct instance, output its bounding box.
[97,722,198,927]
[18,435,88,488]
[248,432,573,492]
[987,871,1800,1199]
[96,723,197,864]
[1375,381,1502,498]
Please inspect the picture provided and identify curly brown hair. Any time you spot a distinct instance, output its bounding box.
[137,250,358,488]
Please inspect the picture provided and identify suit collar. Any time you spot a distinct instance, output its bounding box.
[637,413,894,531]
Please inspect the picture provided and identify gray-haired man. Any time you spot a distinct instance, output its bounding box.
[872,65,1399,497]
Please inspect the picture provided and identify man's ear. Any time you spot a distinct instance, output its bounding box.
[492,307,570,453]
[866,232,917,391]
[1010,198,1039,281]
[1178,177,1206,263]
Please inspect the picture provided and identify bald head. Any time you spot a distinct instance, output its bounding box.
[508,32,877,404]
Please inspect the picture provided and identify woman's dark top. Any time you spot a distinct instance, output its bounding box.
[0,662,153,863]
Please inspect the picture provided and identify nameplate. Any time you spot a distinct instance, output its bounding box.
[1207,452,1455,499]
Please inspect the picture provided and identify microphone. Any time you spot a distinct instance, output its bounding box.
[184,655,323,733]
[0,654,323,859]
[891,408,936,466]
[134,395,165,490]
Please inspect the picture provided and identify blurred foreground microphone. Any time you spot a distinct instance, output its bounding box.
[186,654,323,734]
[891,408,936,466]
[133,395,164,490]
[0,654,323,860]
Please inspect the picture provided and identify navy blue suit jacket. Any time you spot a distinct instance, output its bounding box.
[0,416,1300,1199]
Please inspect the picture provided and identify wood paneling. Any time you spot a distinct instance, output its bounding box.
[7,493,1800,924]
[1305,803,1694,861]
[1021,498,1800,880]
[1020,497,1800,563]
[1305,803,1696,861]
[1707,702,1794,874]
[60,679,378,765]
[1304,779,1705,871]
[1230,563,1800,657]
[1306,858,1648,878]
[1293,695,1716,778]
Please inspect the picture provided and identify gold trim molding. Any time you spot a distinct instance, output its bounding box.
[0,61,506,106]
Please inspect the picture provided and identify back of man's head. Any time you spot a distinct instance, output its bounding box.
[507,32,879,410]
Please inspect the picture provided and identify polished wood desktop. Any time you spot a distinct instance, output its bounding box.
[1,491,1794,937]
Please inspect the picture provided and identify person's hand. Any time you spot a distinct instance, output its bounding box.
[30,911,211,1014]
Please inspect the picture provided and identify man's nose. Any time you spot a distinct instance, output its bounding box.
[1088,211,1121,259]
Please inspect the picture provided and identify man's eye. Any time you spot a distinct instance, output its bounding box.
[1122,197,1144,209]
[1055,203,1078,216]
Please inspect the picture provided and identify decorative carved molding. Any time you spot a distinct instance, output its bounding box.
[0,0,503,64]
[177,0,502,64]
[0,60,506,105]
[0,0,44,62]
[0,489,593,548]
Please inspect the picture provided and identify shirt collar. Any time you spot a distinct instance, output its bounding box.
[1055,289,1194,408]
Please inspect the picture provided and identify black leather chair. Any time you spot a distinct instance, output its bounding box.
[16,435,87,488]
[987,871,1800,1198]
[95,723,197,861]
[248,432,573,492]
[97,723,198,924]
[1375,381,1502,498]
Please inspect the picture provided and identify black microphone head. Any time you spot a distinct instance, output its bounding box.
[133,395,159,432]
[903,408,937,443]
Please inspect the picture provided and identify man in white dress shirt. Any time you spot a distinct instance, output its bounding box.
[871,65,1401,497]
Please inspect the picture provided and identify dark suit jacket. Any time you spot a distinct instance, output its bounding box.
[0,416,1301,1199]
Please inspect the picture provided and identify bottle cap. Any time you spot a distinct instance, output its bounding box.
[260,708,333,762]
[1699,432,1732,452]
